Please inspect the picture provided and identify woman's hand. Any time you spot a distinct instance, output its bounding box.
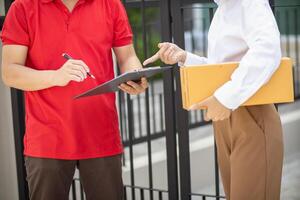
[143,42,187,65]
[189,96,231,122]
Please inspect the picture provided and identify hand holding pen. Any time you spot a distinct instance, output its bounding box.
[62,53,96,79]
[50,54,95,87]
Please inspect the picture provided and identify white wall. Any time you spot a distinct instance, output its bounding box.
[0,43,19,200]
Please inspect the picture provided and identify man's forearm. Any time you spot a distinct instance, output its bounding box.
[2,64,56,91]
[119,55,143,74]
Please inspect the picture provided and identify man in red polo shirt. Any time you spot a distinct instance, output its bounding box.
[1,0,147,199]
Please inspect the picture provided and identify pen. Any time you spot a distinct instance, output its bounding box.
[62,53,96,79]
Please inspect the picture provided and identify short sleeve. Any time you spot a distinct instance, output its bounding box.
[112,0,133,47]
[0,1,30,46]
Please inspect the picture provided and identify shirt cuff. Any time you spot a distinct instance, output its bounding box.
[179,52,208,66]
[213,82,242,110]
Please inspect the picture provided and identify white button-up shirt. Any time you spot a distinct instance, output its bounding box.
[183,0,282,110]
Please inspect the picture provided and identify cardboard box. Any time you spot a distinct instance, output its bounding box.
[180,57,294,110]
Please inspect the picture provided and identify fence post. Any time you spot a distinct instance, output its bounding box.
[160,1,180,200]
[11,89,29,200]
[170,0,192,199]
[163,68,179,200]
[127,96,136,200]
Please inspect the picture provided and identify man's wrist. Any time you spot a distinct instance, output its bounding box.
[122,65,143,73]
[47,70,58,87]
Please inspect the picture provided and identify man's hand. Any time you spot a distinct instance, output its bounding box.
[52,59,90,86]
[143,42,187,66]
[118,77,148,95]
[113,44,149,95]
[189,96,231,122]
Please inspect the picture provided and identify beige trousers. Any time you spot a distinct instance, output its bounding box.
[213,104,284,200]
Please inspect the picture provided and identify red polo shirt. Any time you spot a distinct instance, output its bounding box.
[1,0,133,159]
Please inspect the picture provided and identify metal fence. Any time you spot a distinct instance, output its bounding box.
[120,1,300,147]
[118,1,300,200]
[1,0,299,200]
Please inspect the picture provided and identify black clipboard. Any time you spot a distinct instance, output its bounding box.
[75,66,172,99]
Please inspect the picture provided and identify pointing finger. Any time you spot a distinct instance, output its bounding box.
[158,42,165,48]
[143,54,160,66]
[158,42,170,48]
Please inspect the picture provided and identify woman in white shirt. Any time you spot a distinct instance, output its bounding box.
[144,0,283,199]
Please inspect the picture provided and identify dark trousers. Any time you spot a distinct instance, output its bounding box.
[25,155,123,200]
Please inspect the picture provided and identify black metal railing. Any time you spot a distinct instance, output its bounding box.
[123,185,169,200]
[118,3,300,147]
[275,4,300,99]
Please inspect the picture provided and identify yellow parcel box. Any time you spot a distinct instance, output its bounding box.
[180,57,294,110]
